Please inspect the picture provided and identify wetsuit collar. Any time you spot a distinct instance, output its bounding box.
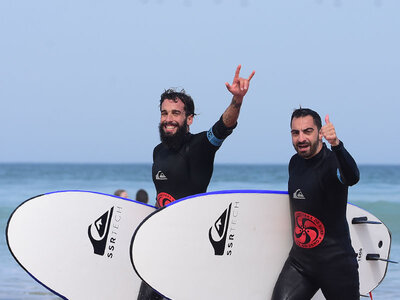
[300,142,327,163]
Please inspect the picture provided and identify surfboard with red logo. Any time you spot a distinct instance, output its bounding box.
[6,190,156,300]
[131,190,392,300]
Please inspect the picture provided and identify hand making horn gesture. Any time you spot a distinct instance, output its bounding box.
[321,115,340,147]
[225,65,255,102]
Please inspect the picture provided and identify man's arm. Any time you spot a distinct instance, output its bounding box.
[222,65,255,128]
[321,115,359,186]
[332,141,360,186]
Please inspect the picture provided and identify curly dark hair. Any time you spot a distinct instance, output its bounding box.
[159,88,196,117]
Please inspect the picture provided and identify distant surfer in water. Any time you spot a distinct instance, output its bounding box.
[272,108,360,299]
[114,189,128,198]
[137,65,255,300]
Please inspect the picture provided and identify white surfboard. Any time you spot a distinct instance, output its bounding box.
[6,190,156,300]
[131,190,392,300]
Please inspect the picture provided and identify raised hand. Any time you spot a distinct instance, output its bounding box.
[225,65,255,101]
[221,65,255,128]
[321,115,340,147]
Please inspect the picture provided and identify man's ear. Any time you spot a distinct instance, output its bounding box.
[187,114,194,126]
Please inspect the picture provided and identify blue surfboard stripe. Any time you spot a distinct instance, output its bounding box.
[166,189,289,207]
[44,189,156,208]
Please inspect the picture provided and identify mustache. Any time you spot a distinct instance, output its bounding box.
[162,121,179,127]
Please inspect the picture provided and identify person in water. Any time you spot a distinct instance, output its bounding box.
[272,108,360,300]
[138,65,255,300]
[114,189,128,198]
[135,189,149,204]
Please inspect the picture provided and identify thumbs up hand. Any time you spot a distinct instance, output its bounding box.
[321,115,340,147]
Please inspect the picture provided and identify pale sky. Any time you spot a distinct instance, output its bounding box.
[1,0,399,164]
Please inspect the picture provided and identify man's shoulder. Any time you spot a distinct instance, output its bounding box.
[322,144,337,160]
[153,143,162,150]
[185,131,219,157]
[153,143,165,154]
[289,154,299,164]
[186,131,208,144]
[190,131,207,139]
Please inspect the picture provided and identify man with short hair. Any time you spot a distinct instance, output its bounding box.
[272,108,360,299]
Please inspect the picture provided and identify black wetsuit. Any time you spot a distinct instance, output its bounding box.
[152,116,235,208]
[137,117,235,300]
[272,142,360,300]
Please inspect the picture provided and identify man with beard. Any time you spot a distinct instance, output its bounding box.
[137,65,254,300]
[152,65,255,208]
[272,108,360,300]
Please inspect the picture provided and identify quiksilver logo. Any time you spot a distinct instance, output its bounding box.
[156,171,168,180]
[88,207,114,256]
[293,189,305,200]
[209,204,232,256]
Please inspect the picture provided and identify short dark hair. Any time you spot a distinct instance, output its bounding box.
[291,108,322,131]
[136,189,149,204]
[160,88,196,117]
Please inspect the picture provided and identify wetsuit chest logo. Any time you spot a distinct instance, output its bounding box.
[156,192,175,208]
[155,171,168,180]
[293,189,305,200]
[294,211,325,249]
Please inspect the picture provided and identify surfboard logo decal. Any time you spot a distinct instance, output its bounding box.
[88,207,114,255]
[209,203,232,255]
[294,211,325,248]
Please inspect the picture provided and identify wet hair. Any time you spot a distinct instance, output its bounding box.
[291,107,322,131]
[159,88,196,117]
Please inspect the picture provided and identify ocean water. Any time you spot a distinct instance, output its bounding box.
[0,163,398,299]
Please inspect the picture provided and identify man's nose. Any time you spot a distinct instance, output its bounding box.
[298,131,306,142]
[165,113,174,122]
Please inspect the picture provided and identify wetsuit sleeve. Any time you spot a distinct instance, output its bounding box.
[331,140,360,186]
[206,116,237,147]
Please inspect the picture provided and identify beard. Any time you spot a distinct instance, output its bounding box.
[294,137,320,159]
[159,119,188,151]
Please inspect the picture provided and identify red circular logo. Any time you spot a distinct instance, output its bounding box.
[156,192,175,208]
[294,211,325,249]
